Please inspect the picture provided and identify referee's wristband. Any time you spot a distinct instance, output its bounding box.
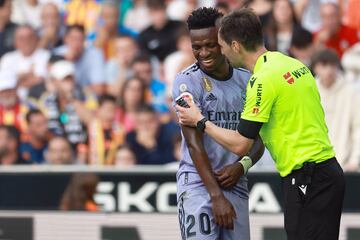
[238,156,253,175]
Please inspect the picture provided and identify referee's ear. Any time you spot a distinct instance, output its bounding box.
[231,40,242,54]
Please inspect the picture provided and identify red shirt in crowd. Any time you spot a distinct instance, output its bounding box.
[315,25,359,57]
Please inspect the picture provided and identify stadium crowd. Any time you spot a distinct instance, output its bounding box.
[0,0,359,171]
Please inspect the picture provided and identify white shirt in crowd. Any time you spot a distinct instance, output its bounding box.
[11,0,42,29]
[317,74,360,170]
[0,48,50,79]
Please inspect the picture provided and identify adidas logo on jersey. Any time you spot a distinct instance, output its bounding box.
[205,93,217,101]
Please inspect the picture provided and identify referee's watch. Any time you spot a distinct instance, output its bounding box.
[196,118,208,133]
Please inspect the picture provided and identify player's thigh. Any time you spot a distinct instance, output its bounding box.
[220,190,250,240]
[178,188,220,240]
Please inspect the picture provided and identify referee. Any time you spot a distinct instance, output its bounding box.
[176,9,345,240]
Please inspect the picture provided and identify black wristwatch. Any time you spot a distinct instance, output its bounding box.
[196,118,208,133]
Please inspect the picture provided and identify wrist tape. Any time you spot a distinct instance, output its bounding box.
[238,156,253,174]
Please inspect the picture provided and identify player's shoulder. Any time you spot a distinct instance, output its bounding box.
[173,63,203,95]
[174,63,202,86]
[234,67,251,74]
[233,67,252,79]
[179,63,201,76]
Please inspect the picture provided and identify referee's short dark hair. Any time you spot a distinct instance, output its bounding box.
[187,7,223,30]
[219,8,263,51]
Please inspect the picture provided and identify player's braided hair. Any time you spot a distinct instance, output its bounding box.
[187,7,223,30]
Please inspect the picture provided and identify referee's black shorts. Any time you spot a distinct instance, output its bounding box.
[282,158,345,240]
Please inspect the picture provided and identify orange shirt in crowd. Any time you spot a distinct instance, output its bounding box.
[0,103,28,132]
[344,0,360,31]
[65,0,101,36]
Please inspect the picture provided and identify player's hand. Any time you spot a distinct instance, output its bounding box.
[211,194,236,229]
[175,99,203,127]
[215,162,244,189]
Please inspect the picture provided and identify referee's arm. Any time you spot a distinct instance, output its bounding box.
[176,99,262,156]
[204,118,262,156]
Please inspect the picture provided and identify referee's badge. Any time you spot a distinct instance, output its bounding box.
[202,77,212,92]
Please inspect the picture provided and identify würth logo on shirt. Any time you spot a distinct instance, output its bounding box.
[283,72,295,84]
[205,93,217,101]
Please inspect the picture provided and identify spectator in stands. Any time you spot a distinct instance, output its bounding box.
[38,3,64,50]
[94,1,121,60]
[172,133,182,162]
[0,0,17,57]
[114,144,137,167]
[164,27,194,93]
[312,49,360,172]
[245,0,273,28]
[137,0,185,62]
[45,136,74,165]
[36,60,98,150]
[60,173,99,211]
[20,109,49,164]
[0,25,50,100]
[218,0,245,11]
[342,42,360,84]
[11,0,42,29]
[64,0,102,42]
[166,0,197,21]
[292,0,323,33]
[132,55,168,113]
[343,0,360,32]
[314,2,359,58]
[215,2,231,15]
[126,105,178,165]
[0,71,28,132]
[123,0,151,34]
[116,77,146,133]
[27,55,64,100]
[264,0,299,55]
[105,35,138,96]
[54,25,106,95]
[289,27,314,66]
[88,95,125,165]
[0,125,26,165]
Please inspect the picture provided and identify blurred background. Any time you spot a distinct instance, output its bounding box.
[0,0,359,239]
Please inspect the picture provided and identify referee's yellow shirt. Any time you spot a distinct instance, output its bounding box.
[241,51,335,177]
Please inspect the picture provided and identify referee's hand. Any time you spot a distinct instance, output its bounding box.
[175,98,203,127]
[211,194,236,230]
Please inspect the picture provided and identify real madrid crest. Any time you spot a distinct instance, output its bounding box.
[202,77,212,92]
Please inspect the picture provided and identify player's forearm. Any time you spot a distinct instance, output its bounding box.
[182,126,223,198]
[189,146,223,197]
[248,135,265,165]
[204,121,253,156]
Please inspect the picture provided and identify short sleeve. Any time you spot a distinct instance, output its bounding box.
[241,74,276,123]
[172,71,202,110]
